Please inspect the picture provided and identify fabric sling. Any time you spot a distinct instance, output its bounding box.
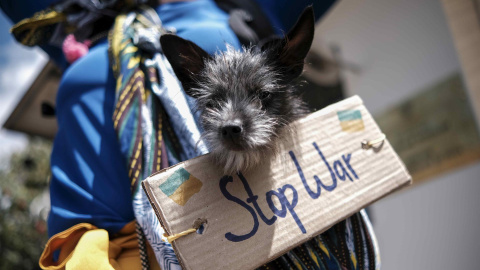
[109,6,380,270]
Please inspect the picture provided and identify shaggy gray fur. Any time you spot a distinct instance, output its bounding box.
[193,46,307,173]
[161,7,315,173]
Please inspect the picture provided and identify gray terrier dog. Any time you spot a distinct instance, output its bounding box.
[161,7,314,173]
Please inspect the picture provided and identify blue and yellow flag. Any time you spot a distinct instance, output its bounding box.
[337,110,364,132]
[160,168,202,206]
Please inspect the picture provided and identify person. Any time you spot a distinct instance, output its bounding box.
[1,0,380,269]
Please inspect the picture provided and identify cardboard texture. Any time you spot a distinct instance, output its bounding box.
[142,96,411,270]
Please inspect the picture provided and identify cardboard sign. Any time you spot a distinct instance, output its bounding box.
[142,96,411,270]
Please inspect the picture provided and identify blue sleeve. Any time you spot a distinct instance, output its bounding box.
[157,0,242,54]
[48,40,135,236]
[48,0,241,236]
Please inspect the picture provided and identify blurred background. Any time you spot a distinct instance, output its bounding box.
[309,0,480,269]
[0,2,51,268]
[1,0,479,269]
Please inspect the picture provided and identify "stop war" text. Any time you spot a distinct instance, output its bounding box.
[219,142,359,242]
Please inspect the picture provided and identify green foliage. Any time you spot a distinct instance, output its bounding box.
[0,136,51,270]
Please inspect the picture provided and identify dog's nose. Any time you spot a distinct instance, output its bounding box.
[221,124,243,138]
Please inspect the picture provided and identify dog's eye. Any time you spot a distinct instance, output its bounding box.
[205,101,215,109]
[259,91,271,100]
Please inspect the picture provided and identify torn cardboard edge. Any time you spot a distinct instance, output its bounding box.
[143,95,412,270]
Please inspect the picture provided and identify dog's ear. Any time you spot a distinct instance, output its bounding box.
[260,6,315,83]
[160,34,211,97]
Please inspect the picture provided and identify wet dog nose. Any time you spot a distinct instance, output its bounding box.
[221,124,243,138]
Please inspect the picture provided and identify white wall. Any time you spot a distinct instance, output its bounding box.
[372,163,480,269]
[312,0,480,269]
[314,0,460,115]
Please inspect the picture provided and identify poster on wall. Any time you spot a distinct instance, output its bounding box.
[375,73,480,184]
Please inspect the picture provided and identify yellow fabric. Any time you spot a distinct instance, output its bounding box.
[67,230,113,270]
[10,9,66,46]
[39,221,161,270]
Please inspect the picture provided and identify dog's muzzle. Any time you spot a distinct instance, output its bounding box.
[220,119,245,150]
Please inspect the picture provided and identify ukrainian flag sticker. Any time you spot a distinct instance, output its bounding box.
[159,167,203,206]
[337,110,365,132]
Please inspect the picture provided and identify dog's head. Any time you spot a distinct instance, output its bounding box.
[161,7,315,173]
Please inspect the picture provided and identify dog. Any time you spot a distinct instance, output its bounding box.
[161,7,315,174]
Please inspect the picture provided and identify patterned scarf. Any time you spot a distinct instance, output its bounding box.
[109,6,207,270]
